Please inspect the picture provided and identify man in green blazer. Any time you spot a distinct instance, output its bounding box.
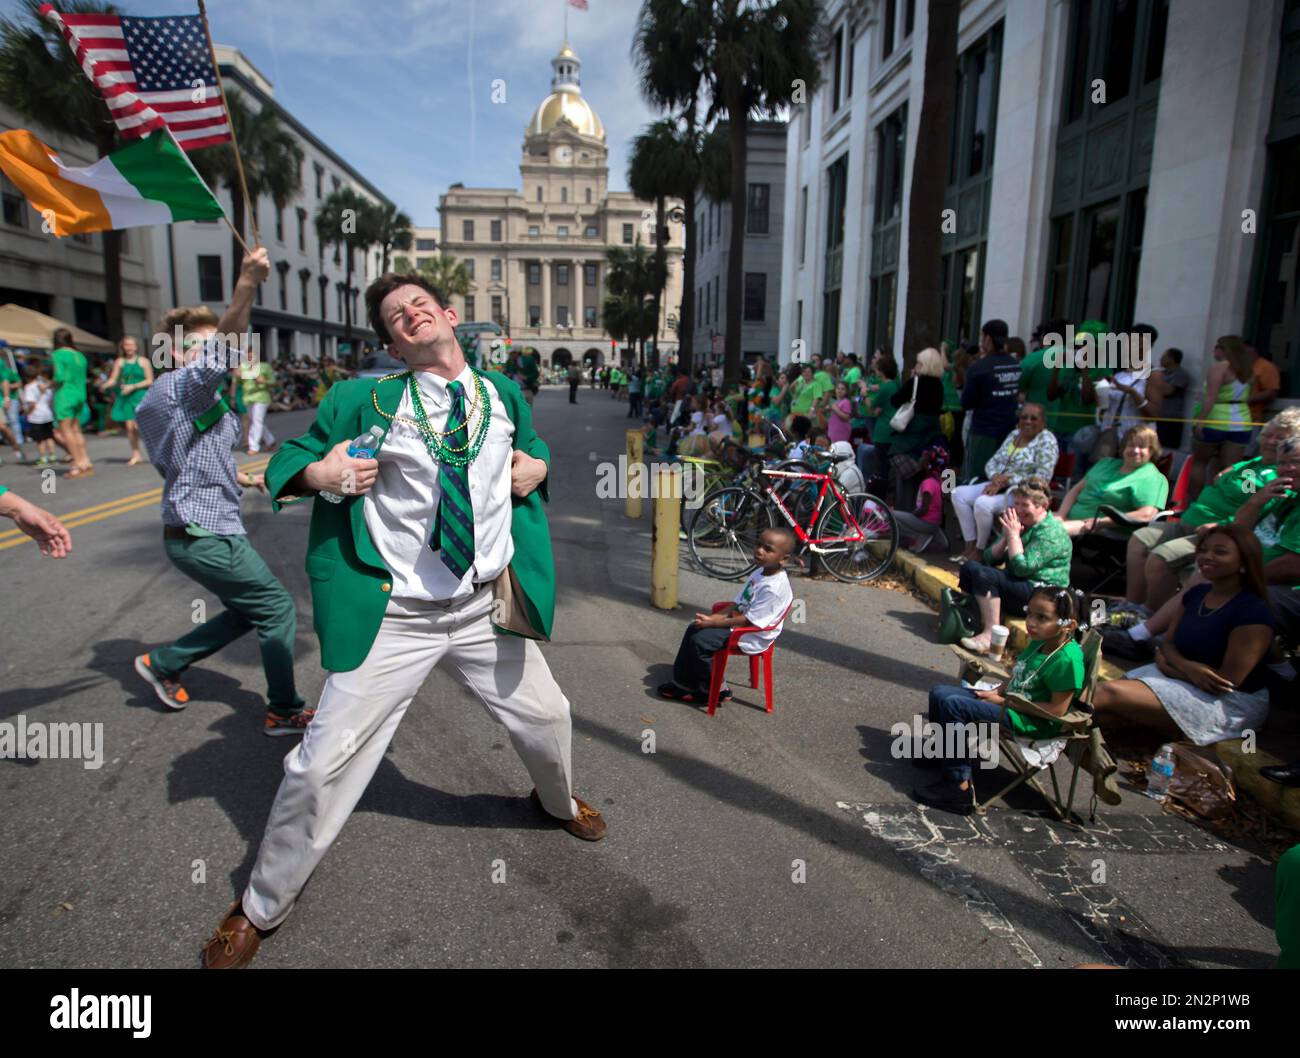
[203,273,606,970]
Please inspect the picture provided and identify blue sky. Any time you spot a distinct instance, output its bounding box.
[1,0,664,225]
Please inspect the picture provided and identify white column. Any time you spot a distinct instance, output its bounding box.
[573,258,584,330]
[980,0,1067,338]
[1132,0,1276,382]
[541,258,552,329]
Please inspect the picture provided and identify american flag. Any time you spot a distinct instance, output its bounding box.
[40,5,232,152]
[568,0,588,10]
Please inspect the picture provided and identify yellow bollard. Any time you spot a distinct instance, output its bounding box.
[651,464,682,610]
[625,428,644,519]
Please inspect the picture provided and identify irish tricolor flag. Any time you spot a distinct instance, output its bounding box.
[0,128,224,236]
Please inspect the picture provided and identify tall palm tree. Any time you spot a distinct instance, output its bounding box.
[369,201,414,274]
[191,91,303,289]
[0,0,126,337]
[604,241,660,368]
[901,0,959,368]
[633,0,713,374]
[393,252,472,301]
[628,120,693,370]
[315,187,376,347]
[701,0,826,383]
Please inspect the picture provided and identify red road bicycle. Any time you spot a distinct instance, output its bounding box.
[687,449,899,582]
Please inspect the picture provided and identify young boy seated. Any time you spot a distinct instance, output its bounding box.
[659,527,797,704]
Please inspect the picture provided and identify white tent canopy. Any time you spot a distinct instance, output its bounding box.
[0,304,115,354]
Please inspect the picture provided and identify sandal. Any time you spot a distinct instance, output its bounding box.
[65,466,95,479]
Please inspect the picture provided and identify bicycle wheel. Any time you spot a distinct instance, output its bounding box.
[688,486,775,580]
[813,491,898,582]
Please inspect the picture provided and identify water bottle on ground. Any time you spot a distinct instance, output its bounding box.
[320,426,386,504]
[1145,744,1175,800]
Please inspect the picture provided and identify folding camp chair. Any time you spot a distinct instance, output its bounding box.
[949,628,1120,822]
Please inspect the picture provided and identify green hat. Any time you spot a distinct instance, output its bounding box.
[1075,319,1108,342]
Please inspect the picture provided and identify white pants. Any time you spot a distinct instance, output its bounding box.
[242,585,577,929]
[248,402,275,452]
[952,482,1012,548]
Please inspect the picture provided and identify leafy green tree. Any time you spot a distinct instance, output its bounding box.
[315,187,376,346]
[369,201,414,274]
[191,90,303,290]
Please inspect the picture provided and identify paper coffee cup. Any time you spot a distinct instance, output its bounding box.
[989,625,1010,656]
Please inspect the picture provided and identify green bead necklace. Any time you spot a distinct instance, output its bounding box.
[407,370,492,468]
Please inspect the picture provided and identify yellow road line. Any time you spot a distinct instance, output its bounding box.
[0,458,273,544]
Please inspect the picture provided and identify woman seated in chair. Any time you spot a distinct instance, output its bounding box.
[915,586,1084,816]
[1093,524,1276,745]
[1123,408,1300,611]
[1056,424,1169,538]
[952,402,1059,561]
[957,478,1073,656]
[1105,436,1300,661]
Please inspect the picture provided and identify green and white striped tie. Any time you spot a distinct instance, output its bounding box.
[432,380,475,578]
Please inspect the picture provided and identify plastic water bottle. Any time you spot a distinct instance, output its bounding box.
[1145,744,1175,800]
[320,426,385,504]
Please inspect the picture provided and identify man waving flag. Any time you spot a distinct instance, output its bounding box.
[40,4,232,151]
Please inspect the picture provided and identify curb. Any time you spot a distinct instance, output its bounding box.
[890,547,1300,832]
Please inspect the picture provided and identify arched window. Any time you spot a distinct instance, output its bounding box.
[585,187,592,204]
[537,186,543,202]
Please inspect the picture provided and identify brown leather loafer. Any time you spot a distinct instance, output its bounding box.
[201,901,268,969]
[530,789,608,841]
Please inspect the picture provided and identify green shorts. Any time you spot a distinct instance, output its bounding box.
[1132,520,1197,568]
[53,394,86,423]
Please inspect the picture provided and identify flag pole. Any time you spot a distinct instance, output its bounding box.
[196,0,259,248]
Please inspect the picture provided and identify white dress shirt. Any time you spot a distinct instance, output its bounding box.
[364,366,516,601]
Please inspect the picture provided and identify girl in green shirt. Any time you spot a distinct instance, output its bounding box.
[915,586,1085,815]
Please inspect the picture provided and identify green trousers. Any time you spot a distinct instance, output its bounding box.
[1278,844,1300,970]
[963,430,1004,483]
[152,534,305,714]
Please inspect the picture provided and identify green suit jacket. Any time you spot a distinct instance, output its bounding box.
[266,370,554,672]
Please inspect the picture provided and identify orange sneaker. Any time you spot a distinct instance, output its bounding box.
[134,653,190,710]
[264,707,316,737]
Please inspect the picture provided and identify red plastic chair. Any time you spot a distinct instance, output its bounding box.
[705,598,794,716]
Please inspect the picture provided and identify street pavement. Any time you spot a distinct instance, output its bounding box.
[0,383,1285,968]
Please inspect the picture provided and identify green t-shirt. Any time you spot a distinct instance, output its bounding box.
[1183,457,1276,529]
[1004,638,1085,739]
[813,369,834,398]
[51,346,87,399]
[843,365,862,387]
[1018,347,1059,425]
[240,362,274,404]
[1254,496,1300,565]
[941,368,962,412]
[790,378,818,416]
[1051,362,1112,436]
[0,363,20,399]
[1071,459,1169,521]
[869,379,899,443]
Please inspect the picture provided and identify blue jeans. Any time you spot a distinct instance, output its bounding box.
[927,684,1012,783]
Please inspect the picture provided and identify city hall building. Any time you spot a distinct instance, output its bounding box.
[439,43,684,371]
[781,0,1299,401]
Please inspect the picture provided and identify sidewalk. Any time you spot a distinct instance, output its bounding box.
[891,546,1300,831]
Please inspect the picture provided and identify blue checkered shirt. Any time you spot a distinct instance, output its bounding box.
[136,339,245,535]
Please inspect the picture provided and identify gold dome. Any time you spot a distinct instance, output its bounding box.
[528,91,605,140]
